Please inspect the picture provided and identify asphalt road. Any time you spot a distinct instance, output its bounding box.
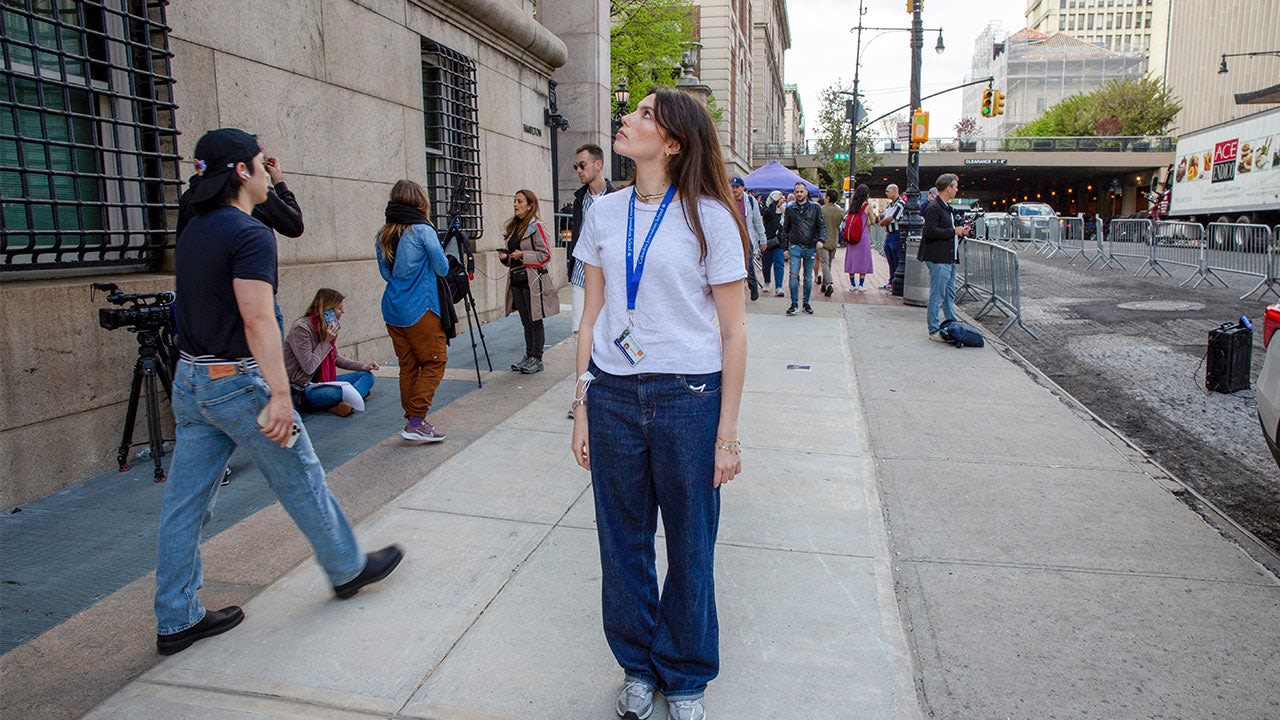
[958,245,1280,560]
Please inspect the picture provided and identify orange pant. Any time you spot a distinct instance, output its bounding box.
[386,311,447,419]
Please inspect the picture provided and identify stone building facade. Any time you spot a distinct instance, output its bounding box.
[750,0,790,154]
[1025,0,1169,78]
[0,0,614,508]
[694,0,756,176]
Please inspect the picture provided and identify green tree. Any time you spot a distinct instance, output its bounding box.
[610,0,695,95]
[813,82,881,188]
[1012,78,1181,137]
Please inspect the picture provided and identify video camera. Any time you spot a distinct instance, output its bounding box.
[952,207,984,228]
[91,282,175,332]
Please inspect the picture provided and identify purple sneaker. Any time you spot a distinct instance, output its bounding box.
[401,418,445,444]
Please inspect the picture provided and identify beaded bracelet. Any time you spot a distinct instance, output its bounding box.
[715,437,741,454]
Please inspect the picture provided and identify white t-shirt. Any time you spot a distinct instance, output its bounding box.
[573,188,747,376]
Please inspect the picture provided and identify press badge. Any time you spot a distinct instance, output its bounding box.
[613,326,646,366]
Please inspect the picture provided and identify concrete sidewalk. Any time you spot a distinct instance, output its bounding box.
[11,277,1280,719]
[79,296,921,719]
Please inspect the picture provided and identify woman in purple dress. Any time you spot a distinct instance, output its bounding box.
[843,184,874,291]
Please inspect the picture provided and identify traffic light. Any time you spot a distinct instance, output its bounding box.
[981,88,994,117]
[911,108,929,143]
[991,90,1006,117]
[906,0,922,12]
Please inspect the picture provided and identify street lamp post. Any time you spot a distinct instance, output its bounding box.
[892,2,925,299]
[611,80,631,182]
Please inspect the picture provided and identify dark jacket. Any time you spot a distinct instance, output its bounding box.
[782,200,825,248]
[761,198,783,247]
[567,180,616,274]
[918,196,958,263]
[176,181,303,238]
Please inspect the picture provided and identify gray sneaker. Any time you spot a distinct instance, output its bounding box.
[667,698,705,720]
[616,679,654,719]
[401,420,446,443]
[519,358,544,374]
[511,357,531,372]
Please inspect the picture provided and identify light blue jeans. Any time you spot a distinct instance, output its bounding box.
[155,359,364,635]
[925,261,958,335]
[301,370,375,412]
[787,245,816,304]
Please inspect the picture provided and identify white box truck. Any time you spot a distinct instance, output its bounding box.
[1153,107,1280,233]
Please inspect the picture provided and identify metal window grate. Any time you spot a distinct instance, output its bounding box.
[422,39,482,238]
[1,0,180,277]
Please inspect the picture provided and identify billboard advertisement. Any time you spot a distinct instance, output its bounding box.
[1170,108,1280,216]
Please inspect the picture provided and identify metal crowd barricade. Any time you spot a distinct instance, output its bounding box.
[1150,220,1222,287]
[1086,216,1125,270]
[551,212,573,248]
[956,237,993,303]
[978,213,1016,248]
[1047,215,1085,261]
[1205,223,1279,300]
[963,240,1040,340]
[1107,218,1156,274]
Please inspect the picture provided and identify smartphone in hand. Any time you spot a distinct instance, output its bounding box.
[322,308,339,330]
[257,406,301,449]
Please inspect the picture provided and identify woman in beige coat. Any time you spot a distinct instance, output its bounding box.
[499,188,559,374]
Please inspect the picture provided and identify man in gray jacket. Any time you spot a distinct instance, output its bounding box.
[782,181,825,315]
[731,177,765,301]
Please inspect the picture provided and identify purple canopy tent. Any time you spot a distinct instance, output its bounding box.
[741,161,821,196]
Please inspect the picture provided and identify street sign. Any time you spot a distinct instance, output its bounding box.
[833,152,849,160]
[896,121,911,142]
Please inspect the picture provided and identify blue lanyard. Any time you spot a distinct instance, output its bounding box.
[625,184,677,312]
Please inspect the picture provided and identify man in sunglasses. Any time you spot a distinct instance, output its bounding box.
[566,144,615,418]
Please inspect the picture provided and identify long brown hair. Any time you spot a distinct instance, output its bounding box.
[648,88,749,261]
[502,188,541,240]
[302,288,345,338]
[377,179,431,268]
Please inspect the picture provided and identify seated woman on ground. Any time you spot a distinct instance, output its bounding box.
[284,288,378,416]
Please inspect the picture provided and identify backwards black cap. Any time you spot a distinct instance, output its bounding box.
[185,128,261,205]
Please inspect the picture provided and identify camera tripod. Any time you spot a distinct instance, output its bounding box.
[115,327,175,482]
[444,219,492,387]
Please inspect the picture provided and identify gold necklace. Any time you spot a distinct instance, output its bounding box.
[634,186,669,202]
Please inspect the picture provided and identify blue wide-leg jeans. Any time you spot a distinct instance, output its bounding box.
[301,370,375,411]
[925,260,958,335]
[155,360,364,635]
[587,364,722,701]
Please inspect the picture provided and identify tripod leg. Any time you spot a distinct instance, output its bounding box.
[141,359,167,483]
[467,293,492,371]
[464,298,482,388]
[117,359,146,471]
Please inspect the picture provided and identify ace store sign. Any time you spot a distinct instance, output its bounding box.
[1212,139,1238,183]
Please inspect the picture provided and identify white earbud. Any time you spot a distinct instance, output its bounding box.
[240,171,250,179]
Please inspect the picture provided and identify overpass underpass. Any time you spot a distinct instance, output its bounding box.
[754,137,1175,220]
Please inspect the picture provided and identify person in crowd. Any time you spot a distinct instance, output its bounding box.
[157,128,403,656]
[920,173,970,341]
[376,180,451,443]
[500,189,558,375]
[284,288,378,416]
[178,142,304,337]
[567,145,616,418]
[730,176,765,301]
[782,180,825,315]
[570,88,748,720]
[760,190,786,296]
[878,183,905,289]
[818,189,844,297]
[844,184,875,291]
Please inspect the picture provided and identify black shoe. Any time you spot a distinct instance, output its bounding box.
[749,283,759,301]
[803,303,814,315]
[334,545,404,599]
[785,303,797,316]
[823,283,834,297]
[156,606,244,655]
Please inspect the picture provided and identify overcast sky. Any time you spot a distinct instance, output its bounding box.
[784,0,1028,140]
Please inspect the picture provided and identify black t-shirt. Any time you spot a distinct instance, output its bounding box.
[175,206,277,358]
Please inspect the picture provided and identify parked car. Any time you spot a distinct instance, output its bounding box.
[1007,202,1057,241]
[1259,306,1280,470]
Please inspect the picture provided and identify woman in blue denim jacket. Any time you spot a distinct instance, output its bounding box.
[570,89,750,720]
